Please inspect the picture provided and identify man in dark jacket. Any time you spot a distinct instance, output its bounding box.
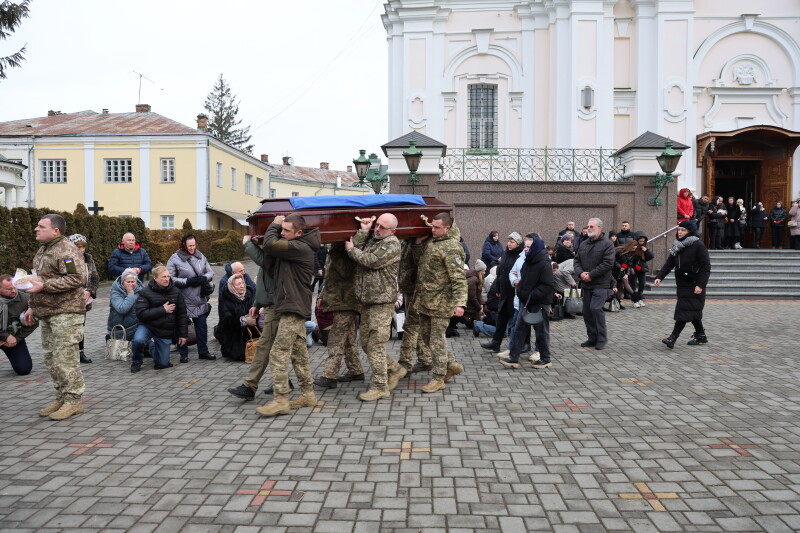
[256,214,321,417]
[108,233,153,281]
[499,237,554,369]
[0,274,38,376]
[616,221,636,244]
[574,218,616,350]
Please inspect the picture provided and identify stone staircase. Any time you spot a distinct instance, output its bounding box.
[646,249,800,299]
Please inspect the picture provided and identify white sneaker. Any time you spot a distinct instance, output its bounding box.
[633,301,641,308]
[528,351,541,363]
[495,349,510,358]
[639,301,645,307]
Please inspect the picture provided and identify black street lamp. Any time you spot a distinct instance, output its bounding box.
[402,140,423,194]
[649,140,683,207]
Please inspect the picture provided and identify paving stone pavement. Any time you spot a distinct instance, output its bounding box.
[1,259,800,532]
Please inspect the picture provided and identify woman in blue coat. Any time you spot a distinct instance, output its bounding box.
[480,231,503,268]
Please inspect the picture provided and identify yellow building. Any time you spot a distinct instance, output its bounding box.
[0,105,366,230]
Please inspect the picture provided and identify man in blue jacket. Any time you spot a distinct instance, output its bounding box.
[108,233,153,281]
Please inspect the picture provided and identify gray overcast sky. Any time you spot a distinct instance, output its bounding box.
[0,0,389,171]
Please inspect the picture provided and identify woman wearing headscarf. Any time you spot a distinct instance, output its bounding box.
[217,273,257,361]
[653,219,711,349]
[167,233,215,362]
[108,268,148,369]
[68,234,100,364]
[769,201,788,249]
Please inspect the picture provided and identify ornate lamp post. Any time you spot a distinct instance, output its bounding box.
[402,140,423,194]
[353,149,371,188]
[649,140,683,207]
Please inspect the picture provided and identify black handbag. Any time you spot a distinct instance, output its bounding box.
[551,300,565,321]
[520,295,544,325]
[189,260,215,298]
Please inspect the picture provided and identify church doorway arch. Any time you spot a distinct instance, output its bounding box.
[697,126,800,247]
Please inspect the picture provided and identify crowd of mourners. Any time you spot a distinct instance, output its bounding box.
[3,193,799,419]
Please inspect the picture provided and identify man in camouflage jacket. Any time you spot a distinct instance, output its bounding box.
[313,242,365,387]
[413,213,468,393]
[397,238,432,373]
[24,214,87,420]
[345,213,403,401]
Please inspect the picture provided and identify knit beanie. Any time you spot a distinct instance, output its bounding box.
[678,219,697,233]
[508,232,523,246]
[474,259,487,272]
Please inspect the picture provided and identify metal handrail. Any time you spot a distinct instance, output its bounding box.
[644,225,678,274]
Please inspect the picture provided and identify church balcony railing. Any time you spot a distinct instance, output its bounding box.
[441,148,627,182]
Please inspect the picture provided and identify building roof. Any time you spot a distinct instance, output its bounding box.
[381,131,447,156]
[613,131,690,156]
[0,110,198,136]
[267,162,362,188]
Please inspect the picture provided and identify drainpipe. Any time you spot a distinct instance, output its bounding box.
[27,136,36,207]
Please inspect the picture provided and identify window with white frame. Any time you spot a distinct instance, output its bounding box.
[256,177,264,197]
[231,168,237,190]
[468,83,498,150]
[216,162,223,187]
[39,159,68,183]
[245,173,253,195]
[160,215,175,229]
[105,159,133,183]
[160,158,175,183]
[291,191,300,197]
[269,188,276,198]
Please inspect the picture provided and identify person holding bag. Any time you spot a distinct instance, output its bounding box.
[107,268,150,369]
[216,274,257,361]
[499,237,554,369]
[653,220,711,349]
[167,234,216,362]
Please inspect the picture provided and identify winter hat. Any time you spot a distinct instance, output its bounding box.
[67,233,87,244]
[508,232,523,246]
[678,219,697,233]
[474,259,487,272]
[528,237,546,256]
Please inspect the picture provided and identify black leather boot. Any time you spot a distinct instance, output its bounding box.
[79,351,92,364]
[687,333,708,345]
[661,335,676,349]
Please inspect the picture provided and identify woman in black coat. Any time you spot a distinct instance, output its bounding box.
[653,220,711,349]
[134,265,188,370]
[749,202,768,248]
[724,196,741,249]
[217,274,257,360]
[480,233,523,352]
[769,201,788,249]
[706,196,727,250]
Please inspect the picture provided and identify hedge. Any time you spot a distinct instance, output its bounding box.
[0,205,247,281]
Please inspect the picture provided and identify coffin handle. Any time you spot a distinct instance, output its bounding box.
[420,214,433,227]
[355,215,376,224]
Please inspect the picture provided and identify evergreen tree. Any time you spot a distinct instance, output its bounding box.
[0,0,31,81]
[203,74,254,154]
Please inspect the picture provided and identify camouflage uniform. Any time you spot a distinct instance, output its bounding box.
[397,240,431,371]
[347,229,401,390]
[414,224,468,379]
[30,236,87,404]
[268,313,312,395]
[320,243,363,379]
[241,239,278,393]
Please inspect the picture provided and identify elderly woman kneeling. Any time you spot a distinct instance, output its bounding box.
[217,273,258,360]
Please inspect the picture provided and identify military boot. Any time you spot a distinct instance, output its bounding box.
[49,402,84,420]
[387,366,407,390]
[443,362,464,382]
[38,401,63,417]
[358,388,390,402]
[289,391,317,409]
[255,394,290,417]
[687,333,708,345]
[421,377,446,393]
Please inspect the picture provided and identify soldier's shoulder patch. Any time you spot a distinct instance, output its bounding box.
[64,257,77,274]
[452,256,462,267]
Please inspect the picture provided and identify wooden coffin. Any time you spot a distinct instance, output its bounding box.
[247,196,453,244]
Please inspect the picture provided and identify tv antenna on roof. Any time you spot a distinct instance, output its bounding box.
[133,71,164,104]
